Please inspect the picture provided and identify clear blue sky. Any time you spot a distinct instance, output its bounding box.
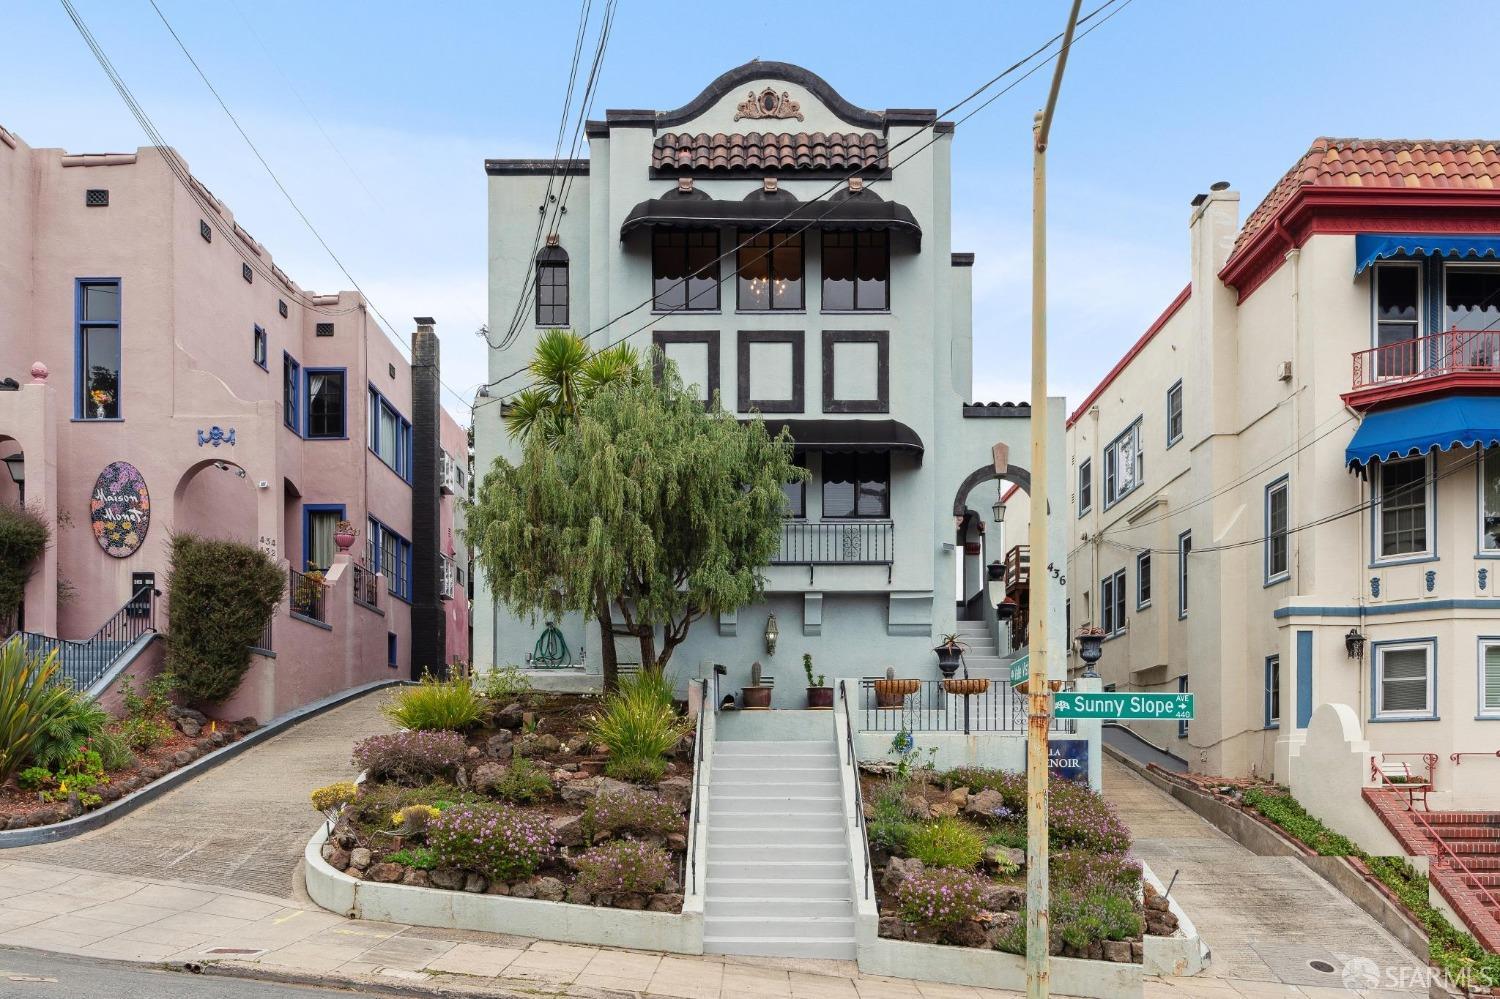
[7,1,1500,422]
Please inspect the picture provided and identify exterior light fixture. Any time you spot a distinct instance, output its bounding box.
[2,452,23,485]
[1344,628,1366,660]
[992,496,1007,523]
[764,613,779,656]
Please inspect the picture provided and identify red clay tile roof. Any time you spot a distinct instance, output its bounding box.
[652,131,886,172]
[1233,137,1500,257]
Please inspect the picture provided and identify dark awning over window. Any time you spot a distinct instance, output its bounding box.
[750,418,924,461]
[621,197,921,247]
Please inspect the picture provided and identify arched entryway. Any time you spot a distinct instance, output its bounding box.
[173,458,259,544]
[952,462,1037,649]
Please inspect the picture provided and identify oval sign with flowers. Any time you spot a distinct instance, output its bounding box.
[91,461,150,558]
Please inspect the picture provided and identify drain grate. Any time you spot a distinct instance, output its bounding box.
[1308,960,1337,973]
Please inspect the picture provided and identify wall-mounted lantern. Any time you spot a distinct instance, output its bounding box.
[991,496,1007,523]
[1344,628,1366,660]
[764,613,779,656]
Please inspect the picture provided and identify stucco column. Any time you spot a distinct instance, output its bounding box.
[18,369,59,636]
[1073,673,1104,791]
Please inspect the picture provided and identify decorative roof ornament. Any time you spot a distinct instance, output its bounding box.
[735,87,804,122]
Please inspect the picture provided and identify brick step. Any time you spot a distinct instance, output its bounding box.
[1423,812,1500,826]
[1426,825,1500,840]
[1447,856,1500,871]
[1443,840,1500,856]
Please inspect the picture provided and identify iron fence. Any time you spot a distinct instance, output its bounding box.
[856,677,1075,735]
[1352,328,1500,389]
[289,566,326,623]
[773,520,893,565]
[251,615,274,654]
[6,584,157,691]
[352,562,379,610]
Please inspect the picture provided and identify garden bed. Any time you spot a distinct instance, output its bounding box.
[315,672,697,915]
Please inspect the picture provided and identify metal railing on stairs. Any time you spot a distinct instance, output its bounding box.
[6,584,159,692]
[685,678,707,899]
[840,682,873,901]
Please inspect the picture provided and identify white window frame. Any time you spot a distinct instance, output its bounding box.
[1373,454,1434,564]
[1441,261,1500,333]
[1100,568,1126,637]
[1478,447,1500,553]
[1265,654,1281,729]
[1177,530,1191,619]
[1166,380,1183,448]
[1479,638,1500,719]
[1265,476,1290,585]
[1103,420,1144,510]
[1136,550,1151,609]
[1373,639,1437,721]
[1371,260,1424,349]
[1077,458,1092,517]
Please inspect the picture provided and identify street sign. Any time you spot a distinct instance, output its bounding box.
[1009,653,1030,688]
[1053,691,1195,720]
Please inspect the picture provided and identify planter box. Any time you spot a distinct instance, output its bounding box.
[858,935,1144,998]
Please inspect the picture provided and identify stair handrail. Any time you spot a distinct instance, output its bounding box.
[840,681,873,900]
[5,584,159,691]
[686,677,707,898]
[1408,806,1500,914]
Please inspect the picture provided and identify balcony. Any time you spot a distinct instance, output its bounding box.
[1347,329,1500,409]
[772,520,893,583]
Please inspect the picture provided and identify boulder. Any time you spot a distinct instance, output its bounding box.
[486,881,511,896]
[560,776,600,805]
[336,831,358,850]
[430,868,466,891]
[595,777,638,799]
[325,847,351,871]
[565,886,593,906]
[879,915,912,940]
[509,880,537,899]
[495,703,525,730]
[401,870,431,888]
[532,877,565,902]
[470,762,508,795]
[466,747,482,761]
[516,733,561,758]
[486,731,514,758]
[985,845,1025,870]
[929,801,959,819]
[647,893,682,912]
[208,730,229,748]
[178,719,201,739]
[881,856,924,893]
[947,787,969,806]
[367,863,404,883]
[550,814,586,848]
[964,788,1007,820]
[666,833,688,852]
[656,776,692,810]
[1130,941,1145,961]
[948,919,988,948]
[349,847,373,870]
[980,884,1022,912]
[1102,939,1133,963]
[170,751,193,768]
[464,873,489,894]
[612,893,647,910]
[235,717,260,733]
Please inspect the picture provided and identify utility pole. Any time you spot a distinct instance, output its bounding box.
[1026,2,1084,998]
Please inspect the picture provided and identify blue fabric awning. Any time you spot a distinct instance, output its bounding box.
[1355,234,1500,275]
[1346,395,1500,469]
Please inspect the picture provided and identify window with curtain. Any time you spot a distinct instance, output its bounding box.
[1481,641,1500,718]
[1377,457,1429,558]
[821,231,888,311]
[652,231,719,311]
[1374,263,1420,378]
[1103,420,1143,508]
[306,370,345,438]
[1376,643,1434,718]
[821,452,889,518]
[79,280,121,419]
[307,509,339,571]
[737,231,803,311]
[1444,266,1500,332]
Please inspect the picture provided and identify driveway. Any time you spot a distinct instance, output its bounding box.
[7,691,393,900]
[1104,755,1427,995]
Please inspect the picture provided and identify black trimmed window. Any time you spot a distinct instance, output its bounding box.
[821,231,888,311]
[652,231,719,311]
[253,325,268,369]
[306,369,346,439]
[1166,380,1183,447]
[78,279,121,420]
[201,220,212,242]
[782,452,807,518]
[1077,459,1092,516]
[1136,550,1151,609]
[535,245,569,327]
[278,299,288,318]
[737,231,803,311]
[243,262,253,284]
[822,452,889,518]
[1100,568,1126,637]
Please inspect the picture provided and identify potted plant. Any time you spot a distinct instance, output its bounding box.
[942,675,990,695]
[873,665,919,709]
[934,633,967,678]
[804,653,832,709]
[741,661,772,710]
[333,519,358,552]
[1075,625,1105,676]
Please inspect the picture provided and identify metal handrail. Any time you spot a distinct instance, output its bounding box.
[1450,751,1500,766]
[686,678,707,897]
[289,566,327,623]
[840,682,873,900]
[352,562,380,610]
[6,583,158,691]
[1351,327,1500,390]
[856,678,1075,734]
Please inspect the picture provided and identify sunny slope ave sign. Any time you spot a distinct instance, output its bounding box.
[1052,691,1195,720]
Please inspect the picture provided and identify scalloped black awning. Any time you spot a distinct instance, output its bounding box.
[751,418,924,461]
[621,197,921,247]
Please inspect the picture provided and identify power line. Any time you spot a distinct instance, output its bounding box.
[474,0,1136,413]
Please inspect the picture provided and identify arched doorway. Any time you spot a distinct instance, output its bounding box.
[952,462,1038,651]
[173,458,258,544]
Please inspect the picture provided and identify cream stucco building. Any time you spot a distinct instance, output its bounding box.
[1066,138,1500,805]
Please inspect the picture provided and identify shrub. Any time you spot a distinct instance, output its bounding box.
[386,847,438,870]
[383,673,484,732]
[583,787,682,840]
[165,533,284,703]
[481,664,532,703]
[575,840,673,896]
[1053,883,1142,949]
[905,817,986,869]
[113,674,176,751]
[30,691,108,773]
[1052,850,1141,893]
[91,730,136,772]
[0,639,78,783]
[1243,788,1360,856]
[352,730,466,785]
[344,782,483,835]
[491,757,554,804]
[391,804,441,838]
[0,504,49,633]
[310,781,358,820]
[1049,779,1132,854]
[945,767,1026,814]
[590,672,686,780]
[427,804,555,881]
[18,766,53,791]
[894,867,990,929]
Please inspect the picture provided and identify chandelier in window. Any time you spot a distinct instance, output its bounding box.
[748,275,790,298]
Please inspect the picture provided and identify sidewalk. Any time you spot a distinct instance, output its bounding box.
[0,858,1420,999]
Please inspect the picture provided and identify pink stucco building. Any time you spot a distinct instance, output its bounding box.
[0,124,469,721]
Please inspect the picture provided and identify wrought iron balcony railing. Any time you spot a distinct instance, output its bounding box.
[772,520,894,582]
[1352,328,1500,392]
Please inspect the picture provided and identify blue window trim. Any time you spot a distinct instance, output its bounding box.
[1077,458,1092,517]
[1166,380,1183,449]
[1177,530,1191,619]
[367,514,413,602]
[283,352,302,435]
[1370,454,1437,568]
[300,504,347,572]
[1264,654,1281,729]
[1177,675,1189,739]
[253,324,268,370]
[367,384,413,484]
[1369,636,1440,723]
[1135,550,1151,610]
[1477,636,1500,720]
[74,277,122,421]
[388,632,399,669]
[303,367,349,440]
[1264,475,1290,587]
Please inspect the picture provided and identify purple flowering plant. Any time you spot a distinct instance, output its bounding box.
[427,803,556,881]
[574,839,673,896]
[352,730,467,785]
[582,788,683,842]
[893,867,990,929]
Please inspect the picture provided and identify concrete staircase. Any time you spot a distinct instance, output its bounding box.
[954,619,1023,682]
[703,739,856,959]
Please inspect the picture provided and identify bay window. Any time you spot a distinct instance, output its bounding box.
[1374,263,1420,378]
[1375,456,1430,560]
[368,388,412,481]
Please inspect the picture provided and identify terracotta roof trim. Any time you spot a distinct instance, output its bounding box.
[1065,284,1192,429]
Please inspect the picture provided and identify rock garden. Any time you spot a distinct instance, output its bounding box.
[0,639,254,830]
[314,668,696,913]
[863,737,1176,963]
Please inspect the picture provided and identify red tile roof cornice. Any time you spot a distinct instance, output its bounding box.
[652,131,886,173]
[1065,284,1191,429]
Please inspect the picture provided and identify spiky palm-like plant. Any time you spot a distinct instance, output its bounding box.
[0,638,76,784]
[501,329,641,444]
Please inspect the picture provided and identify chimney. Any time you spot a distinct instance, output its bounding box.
[1189,181,1240,278]
[410,316,447,679]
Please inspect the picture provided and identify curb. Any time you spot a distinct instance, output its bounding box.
[0,678,409,849]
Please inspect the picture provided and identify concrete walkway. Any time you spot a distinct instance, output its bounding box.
[1103,756,1428,996]
[7,692,393,899]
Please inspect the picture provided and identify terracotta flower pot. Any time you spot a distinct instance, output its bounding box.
[873,678,919,708]
[806,686,834,710]
[942,678,990,696]
[741,686,772,710]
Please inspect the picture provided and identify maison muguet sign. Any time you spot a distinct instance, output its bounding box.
[91,461,150,558]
